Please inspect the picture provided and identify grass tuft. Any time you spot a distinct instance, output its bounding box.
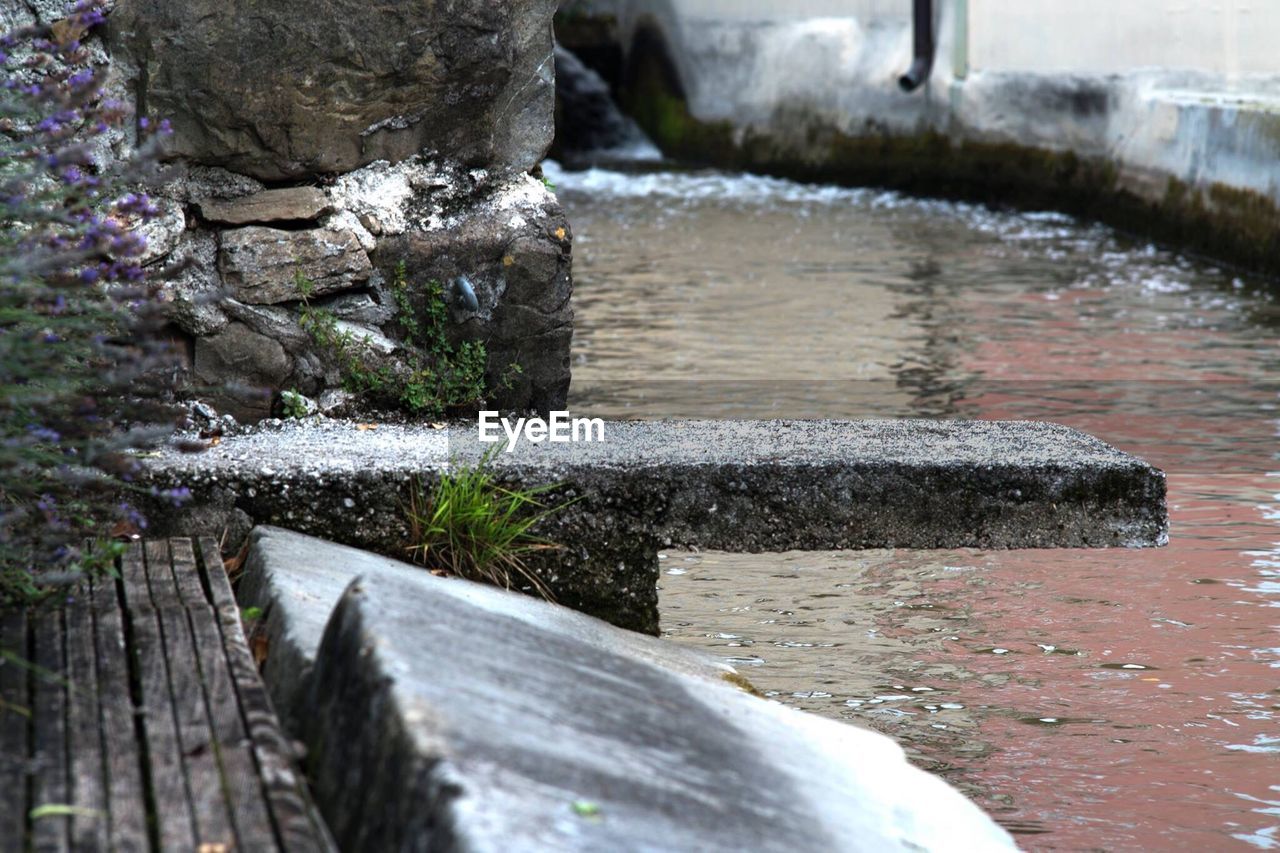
[405,452,572,601]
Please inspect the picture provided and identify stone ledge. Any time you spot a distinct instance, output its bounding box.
[240,526,1017,852]
[144,418,1167,632]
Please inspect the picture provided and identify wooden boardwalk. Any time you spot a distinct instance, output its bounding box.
[0,538,333,852]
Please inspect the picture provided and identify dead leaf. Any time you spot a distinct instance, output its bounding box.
[250,629,269,667]
[502,254,515,267]
[357,423,378,431]
[108,519,142,541]
[429,422,446,430]
[553,227,567,241]
[223,541,249,583]
[208,435,221,447]
[197,843,230,853]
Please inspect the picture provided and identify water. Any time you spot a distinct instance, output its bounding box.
[548,160,1280,850]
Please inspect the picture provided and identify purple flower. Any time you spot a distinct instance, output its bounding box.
[151,486,193,508]
[27,425,61,442]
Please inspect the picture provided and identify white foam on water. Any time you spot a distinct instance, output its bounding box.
[542,159,879,207]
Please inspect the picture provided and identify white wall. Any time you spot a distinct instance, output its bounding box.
[968,0,1280,76]
[607,0,1280,207]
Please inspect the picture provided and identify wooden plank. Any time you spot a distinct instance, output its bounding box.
[120,541,197,850]
[89,569,149,853]
[0,607,30,849]
[29,605,69,853]
[64,583,108,850]
[198,537,336,852]
[142,539,236,851]
[169,537,277,851]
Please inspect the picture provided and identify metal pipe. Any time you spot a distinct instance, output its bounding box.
[898,0,934,92]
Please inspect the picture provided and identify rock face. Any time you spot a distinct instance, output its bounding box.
[219,227,372,305]
[108,0,558,181]
[100,0,572,421]
[375,169,574,414]
[192,324,291,419]
[143,161,572,419]
[194,187,331,226]
[239,526,1018,852]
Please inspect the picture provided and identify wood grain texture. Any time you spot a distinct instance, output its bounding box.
[0,538,336,853]
[0,607,30,850]
[199,537,337,852]
[171,537,279,850]
[30,605,69,853]
[120,541,197,850]
[143,538,235,850]
[65,584,108,850]
[89,570,149,853]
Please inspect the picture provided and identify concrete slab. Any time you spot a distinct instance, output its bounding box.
[146,417,1166,631]
[241,526,1016,852]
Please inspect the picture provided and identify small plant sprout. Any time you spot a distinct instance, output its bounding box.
[294,269,315,300]
[280,389,309,419]
[299,261,511,417]
[405,450,574,601]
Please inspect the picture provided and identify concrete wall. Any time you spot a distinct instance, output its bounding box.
[967,0,1280,76]
[565,0,1280,274]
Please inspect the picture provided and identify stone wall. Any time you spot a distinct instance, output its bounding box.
[100,0,570,420]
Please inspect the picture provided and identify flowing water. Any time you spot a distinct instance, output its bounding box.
[547,160,1280,851]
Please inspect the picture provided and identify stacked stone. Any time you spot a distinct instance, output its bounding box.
[106,0,571,420]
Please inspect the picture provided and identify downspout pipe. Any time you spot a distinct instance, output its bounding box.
[898,0,934,92]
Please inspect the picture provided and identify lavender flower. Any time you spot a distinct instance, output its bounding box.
[0,0,189,603]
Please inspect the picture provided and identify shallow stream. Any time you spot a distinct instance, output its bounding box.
[549,160,1280,850]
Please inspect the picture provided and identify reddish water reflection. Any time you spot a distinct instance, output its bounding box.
[556,163,1280,850]
[930,292,1279,848]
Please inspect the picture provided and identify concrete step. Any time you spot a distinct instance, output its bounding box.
[240,525,1017,852]
[146,417,1167,632]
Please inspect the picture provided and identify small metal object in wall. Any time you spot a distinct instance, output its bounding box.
[451,275,480,312]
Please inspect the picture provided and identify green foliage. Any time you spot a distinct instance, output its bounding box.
[293,268,315,299]
[298,262,512,418]
[279,388,309,420]
[540,175,556,191]
[405,450,573,601]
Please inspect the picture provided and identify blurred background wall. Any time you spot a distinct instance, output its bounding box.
[556,0,1280,273]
